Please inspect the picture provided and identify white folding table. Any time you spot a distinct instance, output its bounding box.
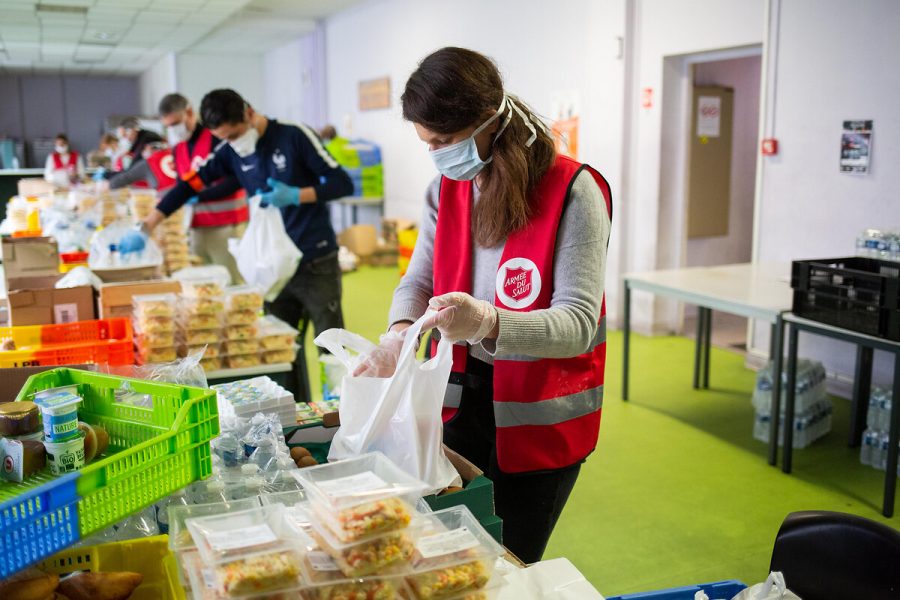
[622,263,794,465]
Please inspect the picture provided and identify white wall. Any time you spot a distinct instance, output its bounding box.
[263,27,327,127]
[138,53,177,115]
[753,0,900,388]
[324,0,626,313]
[176,52,266,113]
[687,55,761,268]
[623,0,765,332]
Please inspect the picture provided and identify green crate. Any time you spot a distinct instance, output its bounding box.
[479,514,503,545]
[423,474,495,522]
[16,368,219,536]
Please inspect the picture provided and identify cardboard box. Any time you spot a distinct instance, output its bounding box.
[92,265,162,284]
[17,178,54,197]
[424,447,496,521]
[2,237,60,289]
[0,364,94,403]
[382,218,417,244]
[365,241,399,267]
[7,284,95,326]
[338,224,378,257]
[97,279,181,320]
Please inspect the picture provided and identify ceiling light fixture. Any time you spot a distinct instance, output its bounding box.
[94,32,113,40]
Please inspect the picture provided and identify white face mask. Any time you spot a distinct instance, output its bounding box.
[166,122,190,146]
[118,137,132,153]
[104,148,115,158]
[55,145,68,154]
[428,96,511,182]
[229,123,260,158]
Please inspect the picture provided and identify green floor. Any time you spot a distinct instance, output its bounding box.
[305,266,899,597]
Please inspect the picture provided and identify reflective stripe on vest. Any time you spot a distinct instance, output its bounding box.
[433,155,613,473]
[494,385,604,428]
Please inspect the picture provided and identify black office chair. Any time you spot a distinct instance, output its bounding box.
[769,511,900,600]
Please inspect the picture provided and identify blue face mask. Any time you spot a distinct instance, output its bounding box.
[429,96,513,181]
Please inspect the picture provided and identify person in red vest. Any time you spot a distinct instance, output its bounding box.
[43,133,85,186]
[355,47,613,564]
[157,93,247,283]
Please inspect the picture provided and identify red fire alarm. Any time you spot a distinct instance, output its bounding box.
[761,138,778,155]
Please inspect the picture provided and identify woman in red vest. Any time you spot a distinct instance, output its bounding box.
[355,47,612,563]
[43,133,85,186]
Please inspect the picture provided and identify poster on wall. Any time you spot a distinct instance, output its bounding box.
[358,77,391,111]
[552,117,579,160]
[696,96,721,137]
[840,120,873,173]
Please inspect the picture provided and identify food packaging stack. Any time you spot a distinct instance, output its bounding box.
[102,188,130,226]
[256,314,299,365]
[175,451,506,599]
[132,293,178,365]
[220,286,266,370]
[178,279,228,372]
[213,376,296,428]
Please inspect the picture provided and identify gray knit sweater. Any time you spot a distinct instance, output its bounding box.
[388,171,610,363]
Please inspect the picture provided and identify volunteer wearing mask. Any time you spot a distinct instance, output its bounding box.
[43,134,85,186]
[110,116,162,173]
[157,93,247,283]
[122,88,354,399]
[106,141,177,192]
[356,47,612,564]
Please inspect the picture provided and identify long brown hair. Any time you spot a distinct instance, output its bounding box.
[401,47,556,248]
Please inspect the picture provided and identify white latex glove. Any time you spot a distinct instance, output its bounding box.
[421,292,498,344]
[352,330,405,378]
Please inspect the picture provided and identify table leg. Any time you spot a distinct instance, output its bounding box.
[783,324,799,473]
[850,345,874,447]
[769,316,784,467]
[702,308,712,389]
[882,351,900,517]
[694,307,704,389]
[623,282,631,401]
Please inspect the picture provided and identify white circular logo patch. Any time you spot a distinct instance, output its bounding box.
[496,257,542,309]
[160,154,177,179]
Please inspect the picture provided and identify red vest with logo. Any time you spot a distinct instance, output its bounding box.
[113,152,150,188]
[145,149,178,192]
[174,128,248,228]
[432,155,612,474]
[51,151,78,172]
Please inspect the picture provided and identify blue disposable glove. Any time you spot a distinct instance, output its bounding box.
[92,167,106,182]
[257,177,300,208]
[119,228,148,254]
[187,195,199,205]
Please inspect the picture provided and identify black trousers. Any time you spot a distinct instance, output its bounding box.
[265,251,344,402]
[442,356,582,564]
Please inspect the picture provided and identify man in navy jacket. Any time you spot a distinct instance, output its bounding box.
[125,89,354,399]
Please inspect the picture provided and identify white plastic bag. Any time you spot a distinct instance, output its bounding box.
[731,573,801,600]
[315,312,462,494]
[228,196,302,301]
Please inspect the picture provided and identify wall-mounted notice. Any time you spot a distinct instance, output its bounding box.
[696,96,721,137]
[358,77,391,111]
[840,120,873,173]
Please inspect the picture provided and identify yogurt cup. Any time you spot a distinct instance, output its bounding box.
[44,430,86,475]
[34,391,82,442]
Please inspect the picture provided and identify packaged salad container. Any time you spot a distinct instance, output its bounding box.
[309,516,419,578]
[299,552,409,600]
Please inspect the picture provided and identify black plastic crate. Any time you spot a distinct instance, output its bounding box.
[791,257,900,340]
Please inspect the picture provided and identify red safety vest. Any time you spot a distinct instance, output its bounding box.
[432,155,612,474]
[113,152,150,188]
[145,149,178,192]
[174,128,248,228]
[51,151,78,172]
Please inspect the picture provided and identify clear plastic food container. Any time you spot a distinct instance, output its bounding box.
[405,507,503,600]
[182,313,224,330]
[225,286,265,312]
[309,518,417,578]
[223,339,260,356]
[200,357,222,372]
[139,345,177,364]
[181,343,222,358]
[226,309,260,327]
[262,348,296,364]
[137,331,176,348]
[134,315,176,335]
[183,544,305,600]
[225,325,258,341]
[226,354,262,369]
[181,279,226,298]
[259,489,309,507]
[258,315,299,350]
[182,295,226,316]
[299,554,409,600]
[132,293,177,317]
[182,329,223,346]
[169,497,262,553]
[186,504,301,565]
[293,452,429,543]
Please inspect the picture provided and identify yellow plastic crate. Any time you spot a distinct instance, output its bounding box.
[38,535,186,600]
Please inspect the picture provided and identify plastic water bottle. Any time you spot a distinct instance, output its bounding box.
[860,429,875,465]
[156,489,190,535]
[191,479,229,504]
[875,433,891,471]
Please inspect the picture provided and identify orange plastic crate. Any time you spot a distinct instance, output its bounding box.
[0,319,135,367]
